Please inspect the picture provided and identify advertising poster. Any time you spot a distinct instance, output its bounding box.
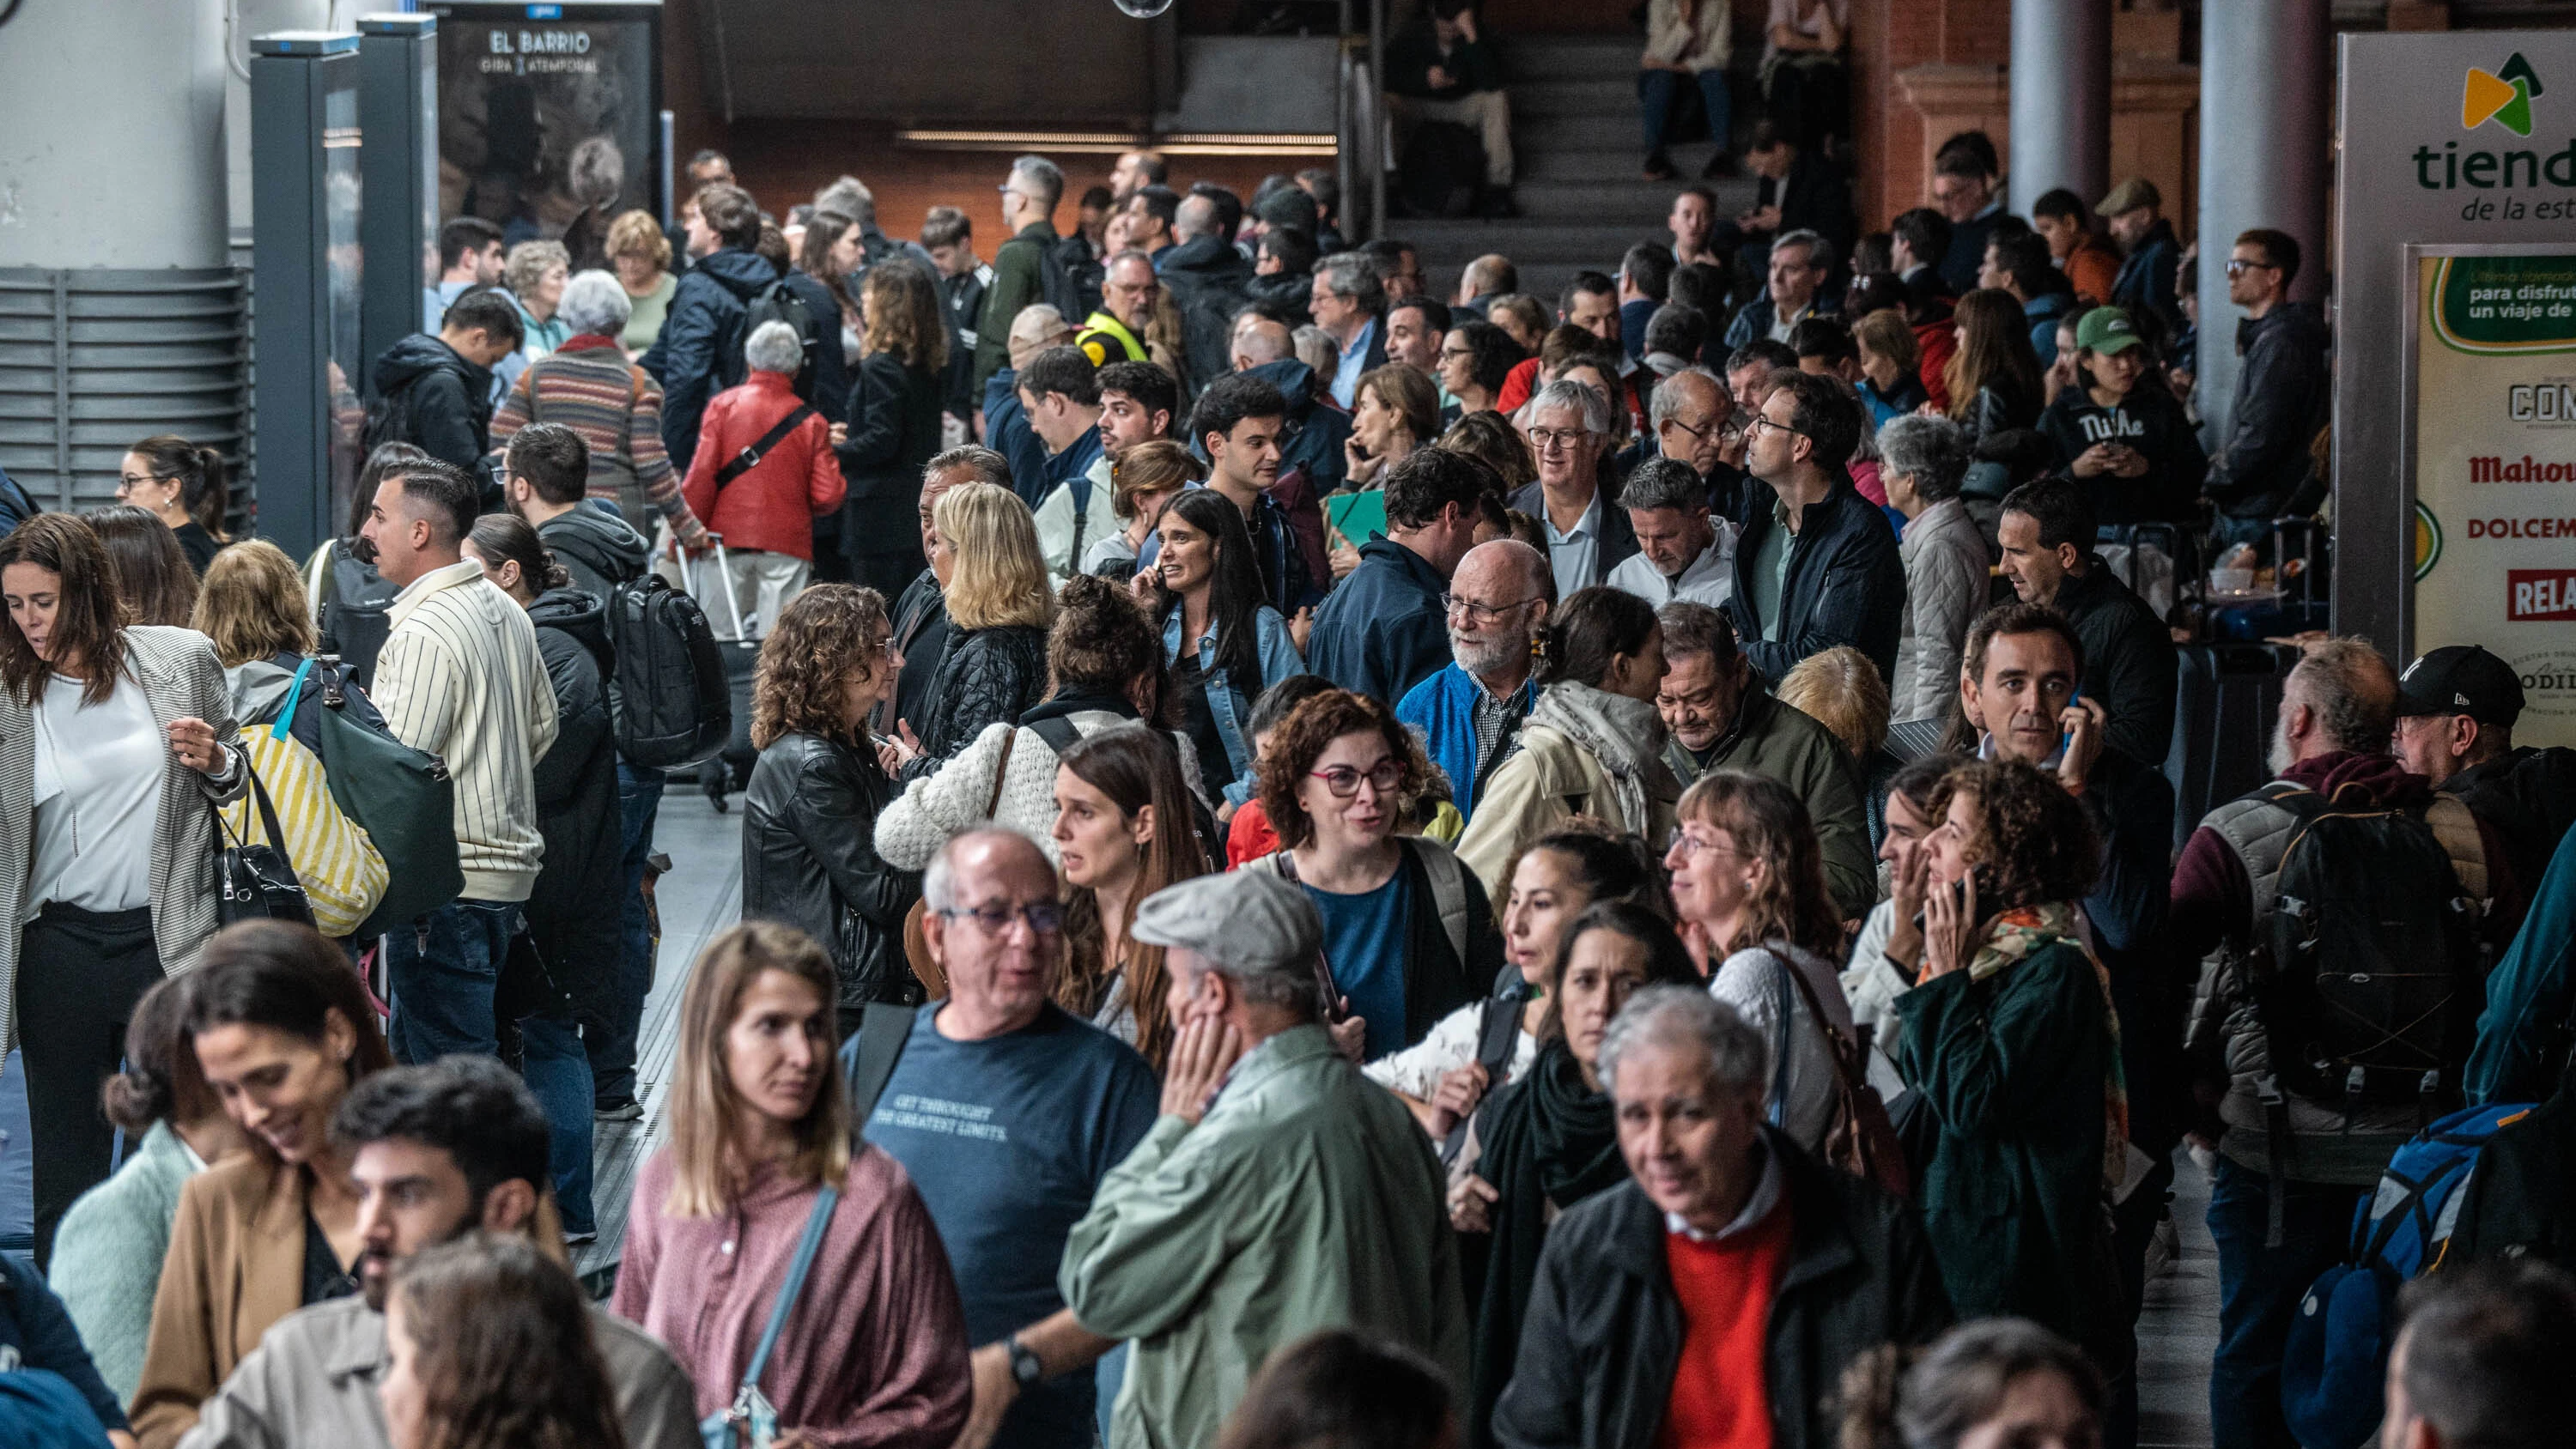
[2411,251,2576,747]
[431,3,661,269]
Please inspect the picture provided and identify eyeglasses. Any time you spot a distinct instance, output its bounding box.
[936,900,1066,936]
[1309,760,1404,797]
[1665,830,1745,860]
[1744,415,1804,440]
[118,473,171,490]
[1443,592,1538,624]
[2225,258,2278,277]
[1525,427,1593,453]
[1662,415,1717,443]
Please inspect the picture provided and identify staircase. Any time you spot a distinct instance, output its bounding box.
[1396,33,1760,305]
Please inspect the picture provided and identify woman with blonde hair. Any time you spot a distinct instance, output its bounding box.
[88,503,200,626]
[504,239,574,367]
[1345,365,1441,488]
[605,209,677,355]
[885,480,1053,781]
[1660,768,1860,1155]
[1942,288,2044,447]
[1083,438,1197,580]
[189,540,390,938]
[839,257,951,603]
[611,922,970,1448]
[742,585,920,1033]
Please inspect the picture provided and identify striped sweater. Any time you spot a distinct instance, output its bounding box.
[488,336,705,541]
[373,561,560,903]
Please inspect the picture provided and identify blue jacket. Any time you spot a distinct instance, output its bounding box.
[1163,605,1307,803]
[1,1252,127,1434]
[1044,427,1106,510]
[1308,537,1451,709]
[2470,823,2576,1104]
[981,367,1054,510]
[2024,290,2075,367]
[1397,664,1535,822]
[2110,218,2183,337]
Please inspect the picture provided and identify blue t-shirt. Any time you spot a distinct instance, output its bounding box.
[866,1003,1159,1449]
[1306,870,1413,1060]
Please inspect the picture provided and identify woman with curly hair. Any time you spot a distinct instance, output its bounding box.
[1437,321,1528,421]
[1052,724,1211,1070]
[1246,688,1501,1061]
[1893,756,2123,1355]
[1660,767,1860,1155]
[838,257,951,602]
[741,585,920,1029]
[381,1233,630,1449]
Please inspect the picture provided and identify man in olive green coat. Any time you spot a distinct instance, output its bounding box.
[1060,870,1468,1449]
[1655,602,1875,918]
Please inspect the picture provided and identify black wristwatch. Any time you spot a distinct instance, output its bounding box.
[1006,1336,1045,1389]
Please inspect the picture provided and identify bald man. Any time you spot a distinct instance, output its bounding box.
[1394,539,1555,822]
[982,303,1076,507]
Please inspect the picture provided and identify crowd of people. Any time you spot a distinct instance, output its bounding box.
[3,74,2574,1449]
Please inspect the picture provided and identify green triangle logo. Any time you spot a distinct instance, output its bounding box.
[2496,81,2535,137]
[2499,52,2543,100]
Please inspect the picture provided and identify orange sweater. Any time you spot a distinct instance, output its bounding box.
[1656,1200,1792,1449]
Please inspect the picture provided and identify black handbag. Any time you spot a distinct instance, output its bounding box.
[214,761,316,929]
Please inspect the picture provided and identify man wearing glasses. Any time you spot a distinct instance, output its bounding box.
[1397,538,1556,823]
[1508,379,1639,599]
[1722,370,1905,683]
[1648,367,1756,526]
[973,155,1067,393]
[1075,252,1157,367]
[870,828,1162,1449]
[2202,228,2328,551]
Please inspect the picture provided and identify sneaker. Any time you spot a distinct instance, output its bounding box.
[1643,150,1678,181]
[593,1097,644,1122]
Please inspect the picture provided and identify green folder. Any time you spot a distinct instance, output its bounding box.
[1327,488,1388,548]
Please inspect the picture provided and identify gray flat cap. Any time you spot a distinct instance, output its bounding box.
[1132,869,1321,975]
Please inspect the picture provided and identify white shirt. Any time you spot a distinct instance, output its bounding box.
[1606,526,1738,609]
[29,670,164,913]
[1364,1000,1540,1100]
[1543,488,1606,600]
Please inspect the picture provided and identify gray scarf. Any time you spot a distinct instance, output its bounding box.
[1528,682,1680,834]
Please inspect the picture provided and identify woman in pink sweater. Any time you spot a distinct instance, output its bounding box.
[612,921,970,1449]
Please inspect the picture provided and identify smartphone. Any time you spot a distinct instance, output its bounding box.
[1911,864,2005,940]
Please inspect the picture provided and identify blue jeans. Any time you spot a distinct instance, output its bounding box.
[519,1013,596,1235]
[1640,67,1732,156]
[2205,1156,2363,1449]
[588,761,665,1103]
[386,900,519,1063]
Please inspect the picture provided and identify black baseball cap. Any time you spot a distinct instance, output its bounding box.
[2396,645,2524,726]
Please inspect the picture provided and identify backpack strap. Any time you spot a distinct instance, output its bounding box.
[1403,837,1471,967]
[714,403,817,491]
[1025,715,1083,759]
[2423,792,2489,911]
[2205,781,2323,925]
[842,1003,918,1126]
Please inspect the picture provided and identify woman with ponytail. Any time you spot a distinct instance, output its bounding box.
[118,435,233,574]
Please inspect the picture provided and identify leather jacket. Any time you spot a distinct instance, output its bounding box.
[742,732,922,1009]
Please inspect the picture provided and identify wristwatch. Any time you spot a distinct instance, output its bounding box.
[1006,1336,1045,1389]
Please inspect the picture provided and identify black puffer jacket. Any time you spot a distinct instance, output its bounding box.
[743,731,920,1010]
[904,624,1049,779]
[368,334,495,475]
[522,589,622,1022]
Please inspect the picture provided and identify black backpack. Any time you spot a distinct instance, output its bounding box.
[718,280,818,396]
[2240,784,2486,1110]
[311,539,399,689]
[1035,235,1097,328]
[605,573,732,769]
[1398,120,1486,219]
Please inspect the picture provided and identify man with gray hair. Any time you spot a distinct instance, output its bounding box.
[982,303,1077,510]
[1509,378,1637,597]
[1722,227,1838,351]
[1878,413,1987,724]
[1062,868,1465,1449]
[1649,367,1749,519]
[975,155,1069,392]
[1609,457,1734,609]
[677,319,847,642]
[1397,537,1553,823]
[1309,252,1390,409]
[1494,986,1948,1449]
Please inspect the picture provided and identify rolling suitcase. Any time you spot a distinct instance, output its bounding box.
[695,540,763,809]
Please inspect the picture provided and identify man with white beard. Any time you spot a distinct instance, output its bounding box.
[1394,540,1555,825]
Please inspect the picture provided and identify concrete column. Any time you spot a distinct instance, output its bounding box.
[2006,0,2111,217]
[2195,0,2330,443]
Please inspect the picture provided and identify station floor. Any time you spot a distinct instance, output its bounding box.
[0,784,2221,1446]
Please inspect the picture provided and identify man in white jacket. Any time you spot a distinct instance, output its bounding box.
[1879,414,1988,725]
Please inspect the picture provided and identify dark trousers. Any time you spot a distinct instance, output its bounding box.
[587,760,664,1104]
[18,902,161,1268]
[386,899,519,1063]
[2104,1152,2177,1449]
[1639,68,1733,156]
[2206,1155,2363,1449]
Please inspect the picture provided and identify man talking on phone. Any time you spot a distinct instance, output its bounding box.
[1994,477,2178,767]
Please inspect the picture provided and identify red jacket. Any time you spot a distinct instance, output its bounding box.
[678,370,845,561]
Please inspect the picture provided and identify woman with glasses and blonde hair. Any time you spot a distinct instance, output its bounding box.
[743,585,920,1034]
[612,921,969,1449]
[1082,438,1198,582]
[1659,768,1858,1155]
[1246,688,1501,1064]
[885,481,1052,781]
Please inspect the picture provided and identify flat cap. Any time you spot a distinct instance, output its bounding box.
[1132,869,1321,975]
[2095,177,2161,217]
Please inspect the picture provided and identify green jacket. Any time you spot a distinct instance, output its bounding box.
[1663,685,1877,919]
[1061,1024,1468,1449]
[1890,939,2117,1349]
[974,220,1059,392]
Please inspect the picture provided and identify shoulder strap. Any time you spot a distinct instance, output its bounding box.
[1764,952,1795,1128]
[845,1003,918,1126]
[714,403,818,489]
[1404,837,1470,965]
[981,727,1020,821]
[2423,792,2490,908]
[739,1183,841,1397]
[1026,714,1083,758]
[2206,782,2318,923]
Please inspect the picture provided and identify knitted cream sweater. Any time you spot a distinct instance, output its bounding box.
[873,711,1208,870]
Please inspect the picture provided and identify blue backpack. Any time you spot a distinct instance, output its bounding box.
[2281,1100,2537,1449]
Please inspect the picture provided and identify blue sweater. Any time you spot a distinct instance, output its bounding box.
[1396,664,1535,822]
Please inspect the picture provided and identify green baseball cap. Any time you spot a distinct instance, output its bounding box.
[2075,306,2143,355]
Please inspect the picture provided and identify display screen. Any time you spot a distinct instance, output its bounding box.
[433,3,662,267]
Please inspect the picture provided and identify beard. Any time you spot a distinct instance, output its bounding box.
[2267,711,2295,776]
[1450,630,1526,681]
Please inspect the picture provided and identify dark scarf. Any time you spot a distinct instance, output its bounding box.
[1019,686,1138,727]
[1467,1040,1625,1449]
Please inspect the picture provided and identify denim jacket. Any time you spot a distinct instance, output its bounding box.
[1163,605,1308,803]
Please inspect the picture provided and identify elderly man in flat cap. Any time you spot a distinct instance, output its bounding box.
[1060,868,1468,1449]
